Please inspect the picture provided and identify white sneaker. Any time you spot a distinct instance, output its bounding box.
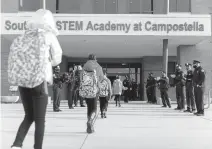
[11,147,21,149]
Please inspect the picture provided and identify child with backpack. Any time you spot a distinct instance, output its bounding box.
[79,54,104,134]
[99,71,112,118]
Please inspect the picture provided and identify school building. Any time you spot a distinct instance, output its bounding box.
[1,0,212,101]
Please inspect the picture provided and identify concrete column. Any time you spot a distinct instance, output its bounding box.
[166,0,169,14]
[177,46,181,64]
[163,39,168,75]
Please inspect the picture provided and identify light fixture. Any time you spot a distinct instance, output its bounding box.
[122,63,126,65]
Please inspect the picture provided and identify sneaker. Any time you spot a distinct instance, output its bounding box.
[174,107,180,110]
[194,112,199,115]
[53,109,60,112]
[81,105,86,107]
[58,109,62,112]
[11,147,21,149]
[162,105,167,108]
[196,113,204,116]
[101,114,104,119]
[69,107,74,109]
[86,121,94,134]
[184,109,191,113]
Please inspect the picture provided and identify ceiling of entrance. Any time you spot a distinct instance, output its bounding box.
[3,35,207,58]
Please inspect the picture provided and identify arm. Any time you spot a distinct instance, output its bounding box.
[47,33,62,66]
[198,69,206,86]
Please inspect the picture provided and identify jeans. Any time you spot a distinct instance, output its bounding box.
[53,85,61,111]
[160,89,171,107]
[114,95,121,106]
[176,86,186,109]
[99,97,109,115]
[12,82,48,149]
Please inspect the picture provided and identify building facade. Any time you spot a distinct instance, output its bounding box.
[1,0,212,102]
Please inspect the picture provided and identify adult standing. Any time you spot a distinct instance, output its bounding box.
[146,72,157,104]
[123,75,131,103]
[67,68,75,109]
[171,64,186,111]
[184,63,196,113]
[192,60,206,116]
[53,66,63,112]
[157,71,171,108]
[9,9,62,149]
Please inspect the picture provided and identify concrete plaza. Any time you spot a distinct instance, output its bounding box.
[1,101,212,149]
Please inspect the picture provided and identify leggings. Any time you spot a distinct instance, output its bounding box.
[99,97,109,114]
[12,82,48,149]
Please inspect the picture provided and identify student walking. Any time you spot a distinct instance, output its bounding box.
[8,9,62,149]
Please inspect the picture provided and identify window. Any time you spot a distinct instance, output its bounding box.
[142,0,153,14]
[57,0,81,14]
[129,0,141,14]
[169,0,191,13]
[19,0,41,11]
[93,0,105,14]
[129,0,153,14]
[105,0,118,14]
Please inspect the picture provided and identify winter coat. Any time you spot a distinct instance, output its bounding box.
[113,79,124,95]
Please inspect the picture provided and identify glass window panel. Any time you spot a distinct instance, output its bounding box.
[21,0,41,11]
[177,0,190,12]
[105,0,118,14]
[129,0,141,14]
[142,0,152,13]
[93,0,105,14]
[168,62,176,73]
[169,0,177,12]
[58,0,80,13]
[107,68,129,74]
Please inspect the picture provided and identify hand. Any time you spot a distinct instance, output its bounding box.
[170,74,176,78]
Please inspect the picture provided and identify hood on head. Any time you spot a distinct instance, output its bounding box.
[26,9,59,36]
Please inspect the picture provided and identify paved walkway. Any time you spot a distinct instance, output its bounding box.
[1,101,212,149]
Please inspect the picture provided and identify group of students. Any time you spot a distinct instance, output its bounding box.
[146,60,206,116]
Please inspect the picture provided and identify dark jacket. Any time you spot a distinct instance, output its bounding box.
[157,76,169,90]
[146,77,157,89]
[193,66,205,87]
[174,70,186,87]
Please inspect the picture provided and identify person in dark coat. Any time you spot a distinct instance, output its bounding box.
[192,60,206,116]
[53,66,63,112]
[157,71,171,108]
[123,75,131,103]
[171,64,186,111]
[146,72,157,104]
[184,63,196,113]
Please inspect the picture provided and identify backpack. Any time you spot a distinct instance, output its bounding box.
[8,29,50,88]
[99,79,109,97]
[79,70,98,98]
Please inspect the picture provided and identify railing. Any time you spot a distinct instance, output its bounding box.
[205,88,212,109]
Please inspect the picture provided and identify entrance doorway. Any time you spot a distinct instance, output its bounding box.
[68,61,142,101]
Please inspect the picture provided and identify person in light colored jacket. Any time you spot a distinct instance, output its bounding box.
[113,75,125,107]
[10,9,62,149]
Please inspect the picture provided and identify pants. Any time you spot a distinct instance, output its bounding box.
[186,82,196,111]
[194,86,205,114]
[176,86,185,109]
[74,89,84,106]
[160,89,171,107]
[99,97,109,115]
[85,98,97,119]
[114,95,121,106]
[146,87,157,103]
[12,82,48,149]
[124,90,130,103]
[53,86,61,111]
[68,89,74,108]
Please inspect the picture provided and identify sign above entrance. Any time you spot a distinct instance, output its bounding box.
[1,14,211,36]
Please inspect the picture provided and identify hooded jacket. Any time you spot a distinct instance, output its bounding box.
[113,79,124,95]
[83,60,104,82]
